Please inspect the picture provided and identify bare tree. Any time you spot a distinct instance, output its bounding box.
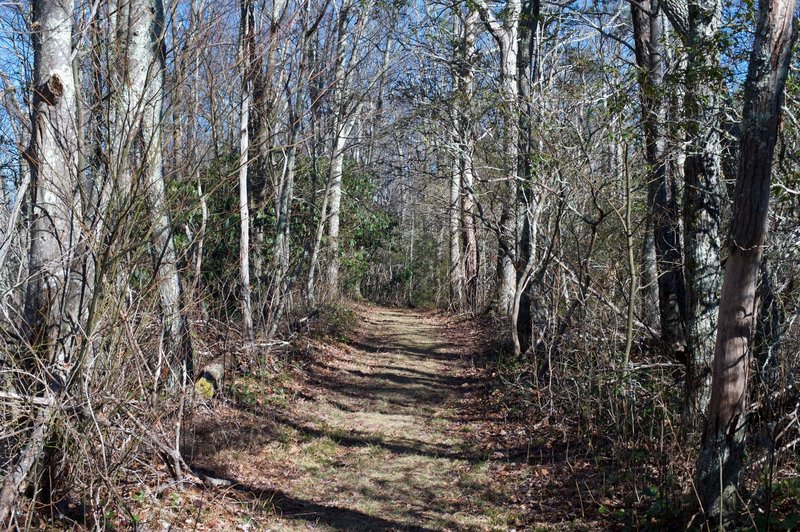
[631,0,687,354]
[1,0,77,519]
[696,0,796,521]
[267,0,326,333]
[239,0,255,345]
[323,0,367,299]
[138,0,193,376]
[661,0,724,418]
[472,0,522,317]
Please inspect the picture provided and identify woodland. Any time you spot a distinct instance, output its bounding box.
[0,0,799,529]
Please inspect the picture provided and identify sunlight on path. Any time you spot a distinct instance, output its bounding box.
[193,306,516,531]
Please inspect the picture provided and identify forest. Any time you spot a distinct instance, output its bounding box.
[0,0,799,529]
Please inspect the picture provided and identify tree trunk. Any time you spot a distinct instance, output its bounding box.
[326,129,348,298]
[138,0,193,375]
[190,0,209,321]
[449,154,465,309]
[269,0,316,333]
[455,6,479,312]
[238,0,255,345]
[462,159,479,311]
[251,0,287,285]
[306,177,332,307]
[513,0,539,353]
[495,42,519,318]
[696,0,795,522]
[640,216,661,331]
[323,2,353,300]
[662,0,724,418]
[5,0,77,518]
[474,0,522,318]
[631,0,687,353]
[24,0,81,374]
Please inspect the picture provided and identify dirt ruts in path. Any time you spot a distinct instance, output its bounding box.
[190,305,519,531]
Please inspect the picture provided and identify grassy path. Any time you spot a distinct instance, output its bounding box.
[190,305,519,531]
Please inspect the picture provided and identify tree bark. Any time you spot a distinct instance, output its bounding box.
[24,0,81,374]
[514,0,539,353]
[239,0,255,345]
[323,0,352,300]
[447,8,472,310]
[325,129,348,298]
[662,0,724,418]
[473,0,522,318]
[138,0,193,376]
[455,6,480,312]
[696,0,796,522]
[268,1,320,334]
[631,0,688,352]
[449,155,465,309]
[4,0,76,519]
[462,158,479,311]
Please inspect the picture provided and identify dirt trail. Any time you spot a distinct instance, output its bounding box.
[190,306,519,531]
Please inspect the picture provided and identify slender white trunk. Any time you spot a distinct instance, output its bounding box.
[132,0,192,374]
[306,179,331,306]
[459,8,480,312]
[190,0,208,320]
[239,0,254,344]
[449,155,465,309]
[325,133,346,297]
[494,35,519,316]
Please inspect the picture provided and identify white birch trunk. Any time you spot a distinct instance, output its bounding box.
[449,155,465,309]
[239,0,255,344]
[132,0,192,373]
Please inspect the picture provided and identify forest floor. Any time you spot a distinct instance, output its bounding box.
[148,304,612,530]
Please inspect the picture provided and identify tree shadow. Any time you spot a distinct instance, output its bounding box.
[191,468,436,532]
[347,340,459,362]
[269,411,488,463]
[186,307,514,529]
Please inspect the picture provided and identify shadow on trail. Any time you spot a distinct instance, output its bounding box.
[189,398,488,464]
[191,468,436,532]
[270,412,488,463]
[188,306,517,529]
[347,339,460,362]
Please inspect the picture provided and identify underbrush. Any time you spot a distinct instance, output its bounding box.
[289,302,359,343]
[2,300,362,530]
[472,315,800,530]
